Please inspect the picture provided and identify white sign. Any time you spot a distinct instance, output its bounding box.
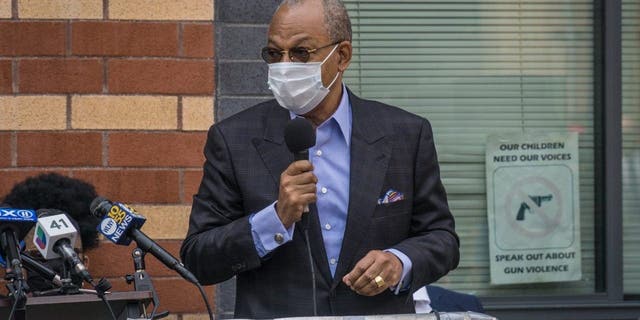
[486,132,581,284]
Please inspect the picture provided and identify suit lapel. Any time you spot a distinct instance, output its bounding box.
[253,104,291,188]
[333,91,393,288]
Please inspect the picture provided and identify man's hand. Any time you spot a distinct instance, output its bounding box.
[276,160,317,228]
[342,250,403,296]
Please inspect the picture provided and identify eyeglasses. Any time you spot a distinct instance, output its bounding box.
[261,42,340,64]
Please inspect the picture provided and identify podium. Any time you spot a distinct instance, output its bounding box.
[230,313,496,320]
[266,313,496,320]
[0,291,153,320]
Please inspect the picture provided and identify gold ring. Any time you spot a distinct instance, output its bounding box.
[374,275,385,288]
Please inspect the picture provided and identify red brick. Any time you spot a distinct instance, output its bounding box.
[0,170,72,198]
[17,132,102,167]
[108,277,214,314]
[108,59,213,95]
[183,170,203,204]
[108,132,205,167]
[0,60,11,93]
[73,169,180,204]
[86,240,185,278]
[183,23,214,58]
[72,21,179,57]
[0,22,66,56]
[19,58,103,93]
[0,133,11,167]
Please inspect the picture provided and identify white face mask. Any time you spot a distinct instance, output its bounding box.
[267,44,341,115]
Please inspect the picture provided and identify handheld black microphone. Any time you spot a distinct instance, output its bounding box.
[284,118,318,316]
[90,197,199,284]
[33,209,93,284]
[284,117,316,162]
[284,117,316,214]
[0,207,37,279]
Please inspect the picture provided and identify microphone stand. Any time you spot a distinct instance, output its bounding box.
[2,232,27,320]
[34,267,82,297]
[36,266,111,297]
[125,248,168,319]
[57,257,83,295]
[33,254,109,297]
[4,270,27,320]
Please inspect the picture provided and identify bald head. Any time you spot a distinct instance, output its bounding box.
[266,0,354,124]
[276,0,352,43]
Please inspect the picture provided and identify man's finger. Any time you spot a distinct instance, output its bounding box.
[285,160,313,175]
[281,182,317,201]
[352,270,388,296]
[287,172,317,185]
[342,253,376,286]
[350,262,383,291]
[355,281,387,296]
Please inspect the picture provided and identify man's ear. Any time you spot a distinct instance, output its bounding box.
[337,41,353,72]
[82,253,90,269]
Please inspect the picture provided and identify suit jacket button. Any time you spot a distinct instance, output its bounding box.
[274,233,284,244]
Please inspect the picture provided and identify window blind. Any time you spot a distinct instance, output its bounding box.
[622,0,640,295]
[343,0,596,296]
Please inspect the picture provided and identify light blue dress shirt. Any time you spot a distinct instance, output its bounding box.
[249,85,412,290]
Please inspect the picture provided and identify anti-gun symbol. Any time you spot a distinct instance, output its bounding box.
[516,195,553,221]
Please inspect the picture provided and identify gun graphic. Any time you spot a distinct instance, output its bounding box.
[516,194,553,221]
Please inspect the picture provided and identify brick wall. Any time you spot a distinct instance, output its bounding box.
[0,1,214,319]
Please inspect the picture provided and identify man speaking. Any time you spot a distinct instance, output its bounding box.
[180,0,459,317]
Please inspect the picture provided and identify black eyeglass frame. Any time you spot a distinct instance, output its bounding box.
[261,41,342,64]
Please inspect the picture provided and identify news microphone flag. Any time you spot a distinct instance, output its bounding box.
[97,202,146,246]
[0,209,37,237]
[0,207,37,284]
[0,208,37,257]
[33,213,78,260]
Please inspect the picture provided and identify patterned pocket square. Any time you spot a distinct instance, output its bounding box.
[378,189,405,204]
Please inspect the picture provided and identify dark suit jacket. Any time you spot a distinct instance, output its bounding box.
[427,285,485,313]
[180,89,460,319]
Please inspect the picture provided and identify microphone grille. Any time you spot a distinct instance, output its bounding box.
[89,197,109,218]
[36,208,66,218]
[284,117,316,153]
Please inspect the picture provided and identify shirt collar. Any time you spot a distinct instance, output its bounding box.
[289,83,352,146]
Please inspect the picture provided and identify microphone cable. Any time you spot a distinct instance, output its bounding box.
[301,212,318,317]
[92,278,117,320]
[303,228,318,316]
[97,294,117,320]
[7,279,23,320]
[194,281,215,320]
[143,273,213,320]
[5,257,28,320]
